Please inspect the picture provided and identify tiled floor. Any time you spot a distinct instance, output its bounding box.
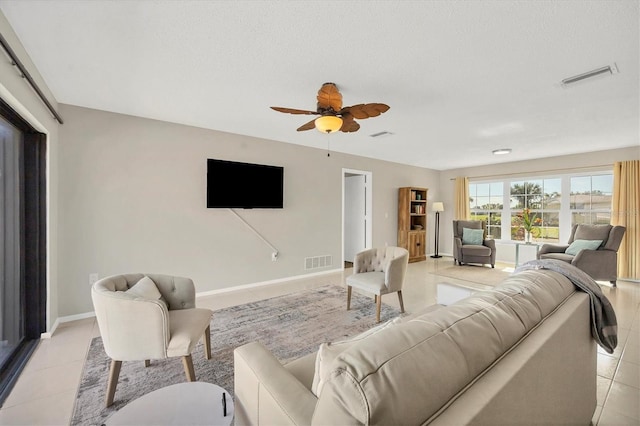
[0,257,638,425]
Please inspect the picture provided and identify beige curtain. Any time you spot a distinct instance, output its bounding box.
[454,177,470,220]
[612,160,639,280]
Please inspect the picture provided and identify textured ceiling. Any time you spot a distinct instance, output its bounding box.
[1,0,638,170]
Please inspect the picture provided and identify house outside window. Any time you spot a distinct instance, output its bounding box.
[570,174,613,226]
[469,172,611,243]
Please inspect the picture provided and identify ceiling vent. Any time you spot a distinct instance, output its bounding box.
[561,63,618,87]
[369,131,394,138]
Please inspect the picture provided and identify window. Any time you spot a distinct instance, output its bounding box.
[469,182,503,239]
[570,174,613,225]
[510,178,561,242]
[469,172,611,243]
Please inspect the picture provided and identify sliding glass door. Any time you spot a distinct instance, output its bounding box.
[0,100,46,405]
[0,115,23,372]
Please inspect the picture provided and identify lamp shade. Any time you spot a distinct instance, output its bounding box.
[315,115,343,133]
[432,202,444,212]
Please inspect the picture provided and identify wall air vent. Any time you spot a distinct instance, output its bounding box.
[561,63,618,87]
[369,131,394,138]
[304,255,332,270]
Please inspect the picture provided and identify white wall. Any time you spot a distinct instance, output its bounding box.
[0,12,61,331]
[57,104,440,317]
[437,146,640,262]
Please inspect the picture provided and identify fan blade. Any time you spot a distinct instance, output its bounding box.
[271,106,319,115]
[340,113,360,133]
[317,83,343,112]
[297,118,317,132]
[341,103,390,120]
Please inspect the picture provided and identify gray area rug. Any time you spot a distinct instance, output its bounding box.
[71,284,401,425]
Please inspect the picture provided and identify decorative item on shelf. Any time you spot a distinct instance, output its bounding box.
[430,202,444,258]
[412,224,423,230]
[416,193,422,200]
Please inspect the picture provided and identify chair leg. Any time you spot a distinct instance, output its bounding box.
[376,296,382,323]
[182,355,196,382]
[204,325,212,360]
[105,360,122,407]
[397,291,405,313]
[144,360,150,367]
[347,286,352,310]
[374,294,378,303]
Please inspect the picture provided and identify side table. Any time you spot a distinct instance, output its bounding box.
[106,382,234,426]
[514,242,541,268]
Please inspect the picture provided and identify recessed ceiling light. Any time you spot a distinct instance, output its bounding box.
[492,148,512,155]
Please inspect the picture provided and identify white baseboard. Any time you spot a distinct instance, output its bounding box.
[42,269,344,337]
[195,268,343,298]
[41,311,96,339]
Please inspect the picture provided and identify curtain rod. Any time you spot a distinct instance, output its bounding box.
[0,32,64,124]
[449,164,612,181]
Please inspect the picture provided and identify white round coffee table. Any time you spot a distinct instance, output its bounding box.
[106,382,233,425]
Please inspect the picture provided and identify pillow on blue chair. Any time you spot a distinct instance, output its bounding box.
[565,239,603,256]
[462,228,484,245]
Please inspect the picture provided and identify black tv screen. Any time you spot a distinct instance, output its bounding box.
[207,159,284,208]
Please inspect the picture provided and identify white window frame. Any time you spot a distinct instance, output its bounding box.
[470,170,612,244]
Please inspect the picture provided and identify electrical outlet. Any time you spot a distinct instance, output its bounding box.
[271,252,278,262]
[89,273,99,286]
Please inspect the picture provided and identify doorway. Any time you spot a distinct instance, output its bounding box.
[342,169,372,268]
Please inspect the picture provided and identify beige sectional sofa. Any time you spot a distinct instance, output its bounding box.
[234,269,597,425]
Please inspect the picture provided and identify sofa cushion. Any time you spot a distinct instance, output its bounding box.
[461,244,491,256]
[462,227,484,245]
[346,271,386,291]
[311,317,401,396]
[539,252,575,263]
[312,269,577,425]
[126,276,163,300]
[565,239,603,256]
[574,225,610,245]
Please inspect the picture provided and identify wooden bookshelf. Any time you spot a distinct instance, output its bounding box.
[398,187,428,262]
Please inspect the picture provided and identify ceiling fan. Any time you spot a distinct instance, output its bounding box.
[270,83,390,134]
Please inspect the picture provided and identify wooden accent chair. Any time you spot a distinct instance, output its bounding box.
[91,273,213,407]
[346,247,409,323]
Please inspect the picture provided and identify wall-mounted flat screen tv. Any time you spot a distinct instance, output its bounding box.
[207,159,284,208]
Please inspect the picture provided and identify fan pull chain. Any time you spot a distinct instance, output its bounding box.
[326,132,331,157]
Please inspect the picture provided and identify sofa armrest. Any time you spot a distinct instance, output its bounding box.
[483,238,496,250]
[234,341,317,426]
[453,237,463,260]
[92,290,170,360]
[538,244,570,257]
[385,254,407,292]
[572,249,618,282]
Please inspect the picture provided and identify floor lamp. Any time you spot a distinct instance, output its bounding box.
[430,202,444,258]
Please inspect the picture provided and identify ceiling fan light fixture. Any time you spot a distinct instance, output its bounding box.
[492,148,512,155]
[315,115,343,133]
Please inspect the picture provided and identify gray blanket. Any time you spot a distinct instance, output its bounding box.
[516,259,617,354]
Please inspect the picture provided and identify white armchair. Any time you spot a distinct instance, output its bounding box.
[346,247,409,322]
[91,273,213,407]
